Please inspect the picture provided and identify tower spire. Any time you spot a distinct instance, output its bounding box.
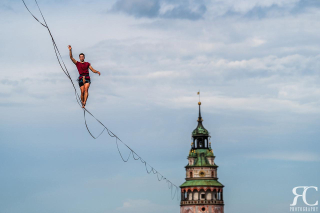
[197,90,202,121]
[198,101,202,121]
[192,92,209,149]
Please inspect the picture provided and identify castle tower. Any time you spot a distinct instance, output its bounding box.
[180,101,224,213]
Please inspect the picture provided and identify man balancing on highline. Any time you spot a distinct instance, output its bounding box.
[68,45,101,108]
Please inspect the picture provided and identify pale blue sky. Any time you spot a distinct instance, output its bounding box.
[0,0,320,213]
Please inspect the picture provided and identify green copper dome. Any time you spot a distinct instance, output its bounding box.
[180,179,224,187]
[192,124,209,136]
[189,148,214,158]
[187,149,217,167]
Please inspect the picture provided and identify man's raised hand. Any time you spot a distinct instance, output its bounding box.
[68,45,77,64]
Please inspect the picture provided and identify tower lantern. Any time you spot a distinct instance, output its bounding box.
[192,101,210,149]
[180,101,225,213]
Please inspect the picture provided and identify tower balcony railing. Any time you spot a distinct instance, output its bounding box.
[180,200,224,205]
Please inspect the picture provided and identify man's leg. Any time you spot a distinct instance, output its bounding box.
[80,85,85,108]
[83,82,90,107]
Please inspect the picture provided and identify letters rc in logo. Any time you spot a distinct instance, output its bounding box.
[291,186,318,206]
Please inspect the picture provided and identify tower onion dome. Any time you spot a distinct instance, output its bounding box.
[192,101,209,136]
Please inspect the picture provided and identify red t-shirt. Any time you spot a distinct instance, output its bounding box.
[76,61,90,76]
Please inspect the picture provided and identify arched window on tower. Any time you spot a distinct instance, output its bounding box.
[190,171,193,178]
[211,171,214,177]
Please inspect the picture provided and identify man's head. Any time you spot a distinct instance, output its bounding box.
[79,53,85,62]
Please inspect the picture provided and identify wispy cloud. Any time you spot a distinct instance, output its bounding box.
[216,0,298,18]
[112,0,161,18]
[110,0,207,20]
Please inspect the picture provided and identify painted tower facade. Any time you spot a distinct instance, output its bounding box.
[180,102,224,213]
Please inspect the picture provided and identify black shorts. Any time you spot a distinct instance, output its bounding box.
[78,77,91,87]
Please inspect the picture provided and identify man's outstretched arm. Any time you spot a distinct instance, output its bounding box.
[68,45,77,64]
[89,65,101,76]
